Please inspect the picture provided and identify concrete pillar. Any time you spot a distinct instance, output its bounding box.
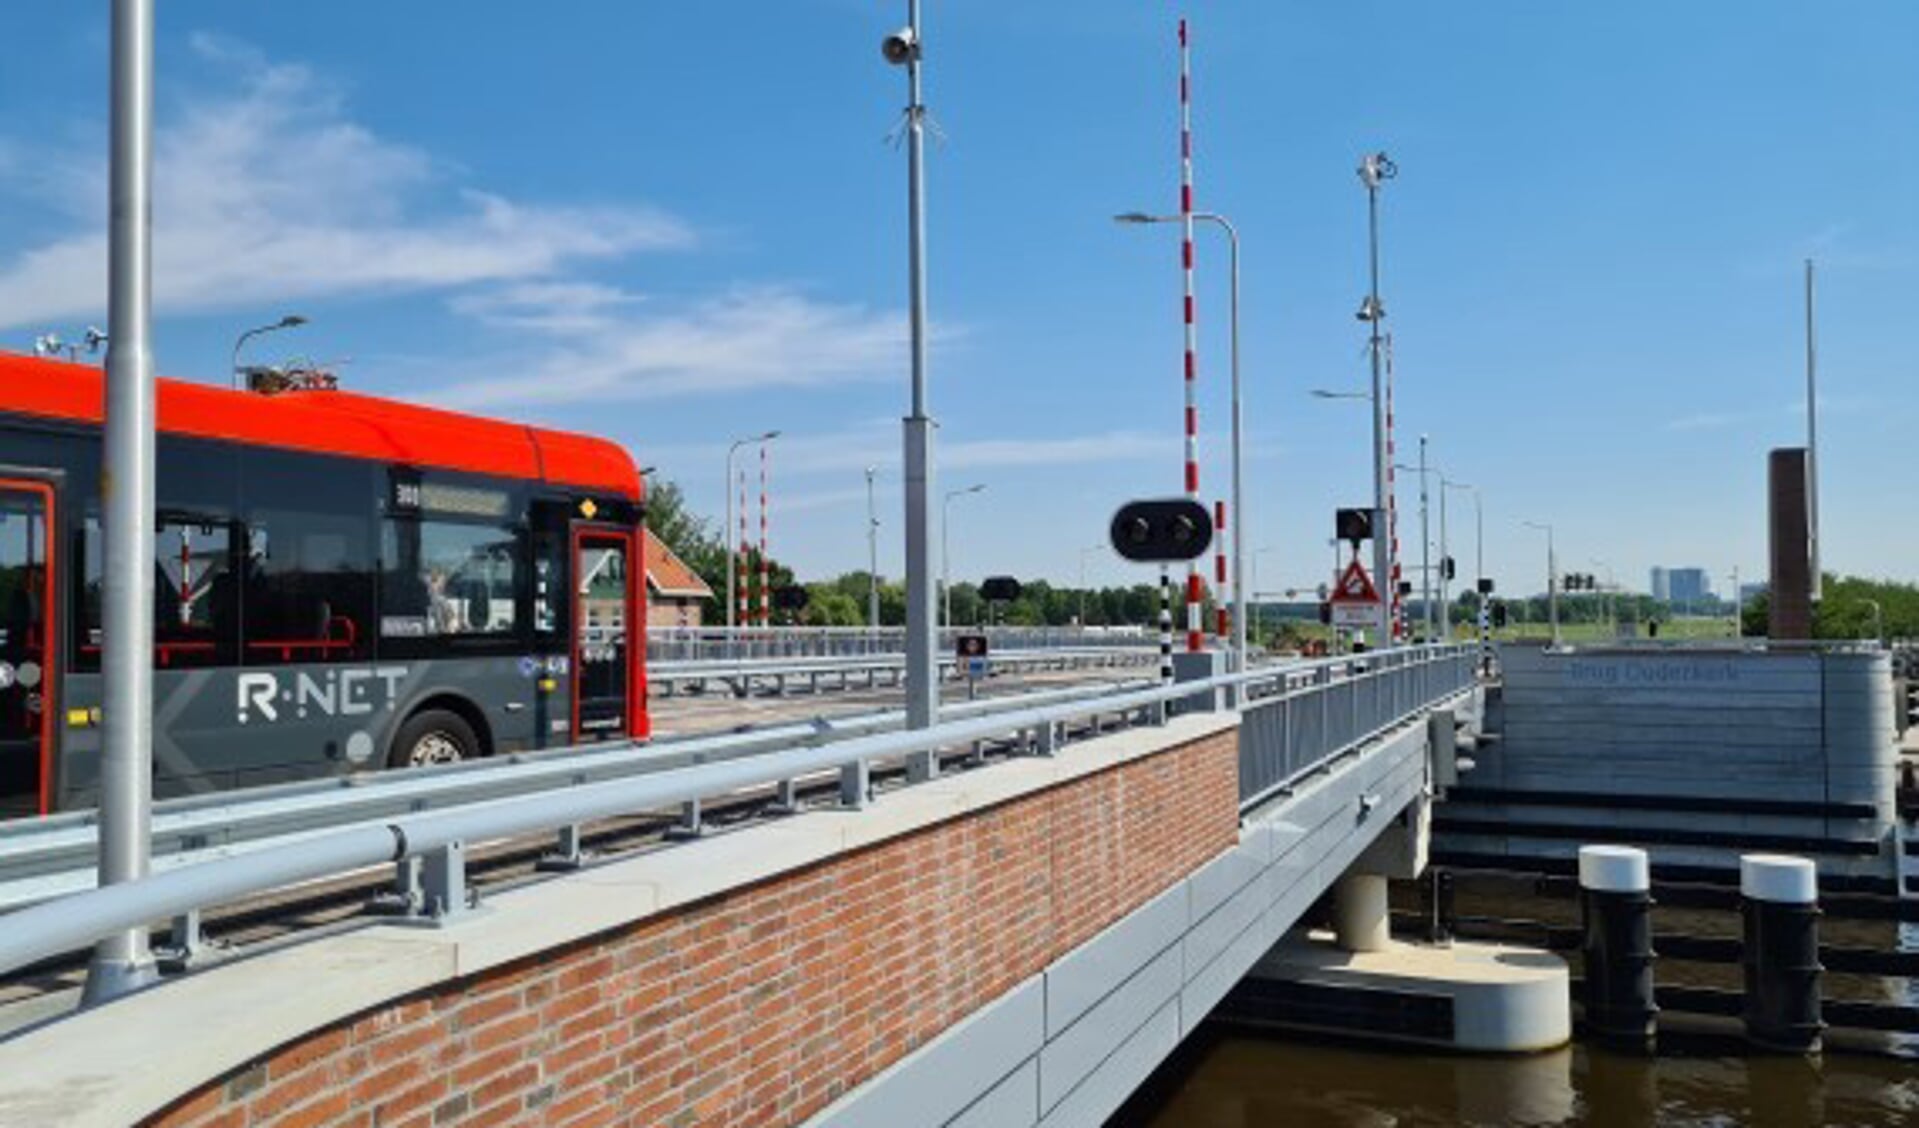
[1333,873,1391,953]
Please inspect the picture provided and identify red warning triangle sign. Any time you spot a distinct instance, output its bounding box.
[1329,558,1381,605]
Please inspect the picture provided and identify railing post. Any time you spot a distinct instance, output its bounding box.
[537,824,586,870]
[839,759,871,808]
[419,841,474,922]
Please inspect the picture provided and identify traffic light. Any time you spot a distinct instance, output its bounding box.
[1335,508,1373,545]
[1109,498,1214,563]
[1491,600,1509,628]
[1442,556,1456,581]
[1318,601,1332,625]
[980,575,1022,602]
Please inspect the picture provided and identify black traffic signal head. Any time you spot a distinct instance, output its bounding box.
[980,575,1022,603]
[1492,600,1508,628]
[1335,507,1373,545]
[1442,556,1456,581]
[1109,498,1213,563]
[1397,580,1414,598]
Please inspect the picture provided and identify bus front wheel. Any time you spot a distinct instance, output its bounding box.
[389,709,481,770]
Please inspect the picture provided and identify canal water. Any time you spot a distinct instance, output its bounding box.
[1112,902,1917,1126]
[1119,1031,1919,1127]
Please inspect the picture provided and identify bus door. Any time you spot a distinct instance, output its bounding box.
[0,480,55,818]
[571,526,636,743]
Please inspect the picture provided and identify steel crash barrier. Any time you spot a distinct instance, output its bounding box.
[645,625,1152,663]
[0,645,1476,997]
[647,646,1157,697]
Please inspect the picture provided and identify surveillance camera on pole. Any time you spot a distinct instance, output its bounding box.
[882,25,919,65]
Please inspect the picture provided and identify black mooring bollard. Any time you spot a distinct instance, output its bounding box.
[1740,853,1824,1054]
[1578,845,1657,1051]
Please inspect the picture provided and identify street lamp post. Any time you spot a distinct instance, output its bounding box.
[1114,210,1247,679]
[724,431,779,633]
[884,0,938,737]
[1417,435,1431,638]
[1523,520,1559,645]
[941,483,985,628]
[1440,476,1473,640]
[865,466,881,630]
[1358,152,1397,648]
[229,313,307,390]
[89,0,160,1005]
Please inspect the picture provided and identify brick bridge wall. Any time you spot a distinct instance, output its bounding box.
[146,725,1238,1128]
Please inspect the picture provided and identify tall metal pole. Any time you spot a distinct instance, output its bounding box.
[1437,470,1450,638]
[1418,434,1431,639]
[87,0,159,1005]
[1805,258,1820,605]
[866,467,880,629]
[1220,217,1247,683]
[1524,520,1557,646]
[1359,154,1396,647]
[893,0,938,742]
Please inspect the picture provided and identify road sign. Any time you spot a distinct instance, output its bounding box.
[1329,558,1383,630]
[956,633,989,679]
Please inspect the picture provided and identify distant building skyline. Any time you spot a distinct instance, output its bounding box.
[1650,565,1713,604]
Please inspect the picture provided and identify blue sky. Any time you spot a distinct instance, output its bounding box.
[2,3,1914,599]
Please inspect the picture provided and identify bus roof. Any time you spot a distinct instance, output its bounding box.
[0,352,640,500]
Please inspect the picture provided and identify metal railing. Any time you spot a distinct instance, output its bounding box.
[0,645,1475,997]
[645,625,1150,663]
[0,679,1151,914]
[647,647,1155,696]
[1238,646,1476,808]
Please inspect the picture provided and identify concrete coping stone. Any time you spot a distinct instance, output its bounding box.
[1576,845,1649,893]
[1740,853,1818,903]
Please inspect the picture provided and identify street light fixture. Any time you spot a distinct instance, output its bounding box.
[724,430,780,631]
[1113,208,1249,680]
[1522,520,1559,645]
[230,314,308,390]
[942,483,986,628]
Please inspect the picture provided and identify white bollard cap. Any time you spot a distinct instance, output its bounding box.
[1577,845,1650,893]
[1740,854,1818,904]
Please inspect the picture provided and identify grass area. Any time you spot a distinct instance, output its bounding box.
[1255,615,1742,646]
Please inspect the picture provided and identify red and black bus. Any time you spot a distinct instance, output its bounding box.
[0,353,649,818]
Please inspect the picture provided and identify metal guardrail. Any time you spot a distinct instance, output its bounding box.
[1238,647,1476,808]
[647,647,1155,696]
[0,645,1476,993]
[645,625,1150,663]
[0,679,1151,914]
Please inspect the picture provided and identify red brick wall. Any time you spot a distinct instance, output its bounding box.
[148,727,1238,1128]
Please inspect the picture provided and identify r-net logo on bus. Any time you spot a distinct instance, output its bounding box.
[236,666,411,724]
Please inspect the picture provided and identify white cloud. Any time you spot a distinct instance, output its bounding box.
[647,424,1174,483]
[432,285,907,408]
[0,35,690,331]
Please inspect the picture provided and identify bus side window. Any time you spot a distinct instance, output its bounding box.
[73,514,238,670]
[237,449,375,665]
